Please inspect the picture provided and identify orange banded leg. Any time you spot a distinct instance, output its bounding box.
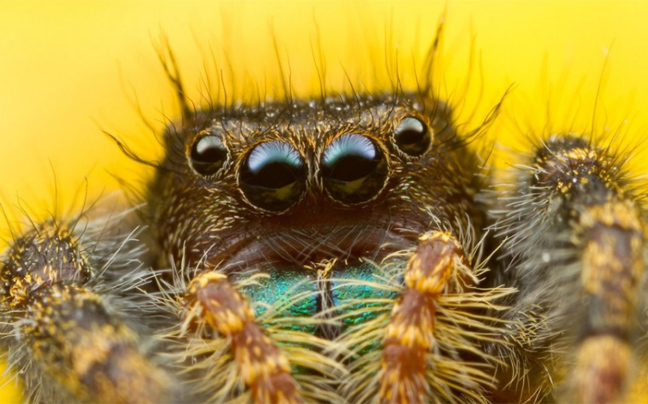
[0,223,172,404]
[379,231,463,404]
[184,272,302,404]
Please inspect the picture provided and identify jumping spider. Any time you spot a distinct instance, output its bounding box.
[1,36,647,404]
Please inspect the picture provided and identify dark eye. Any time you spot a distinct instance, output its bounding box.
[321,134,388,205]
[189,135,228,176]
[393,116,431,157]
[239,141,306,212]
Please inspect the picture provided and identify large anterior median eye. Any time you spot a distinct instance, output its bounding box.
[321,134,388,205]
[239,141,306,212]
[189,135,229,176]
[393,116,431,157]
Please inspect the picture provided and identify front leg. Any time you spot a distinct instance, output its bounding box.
[0,221,173,404]
[338,230,513,404]
[176,260,359,404]
[183,272,303,404]
[379,232,462,403]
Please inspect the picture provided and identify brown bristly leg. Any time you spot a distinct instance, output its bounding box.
[0,223,172,404]
[574,200,644,403]
[535,145,646,403]
[495,136,647,403]
[379,231,464,404]
[183,272,303,404]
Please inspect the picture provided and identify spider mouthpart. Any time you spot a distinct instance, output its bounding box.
[239,140,307,212]
[321,134,388,205]
[189,134,228,176]
[236,261,397,336]
[393,116,431,157]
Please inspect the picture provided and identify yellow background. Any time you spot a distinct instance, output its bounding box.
[1,1,648,402]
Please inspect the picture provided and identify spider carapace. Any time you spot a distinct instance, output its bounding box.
[1,63,647,404]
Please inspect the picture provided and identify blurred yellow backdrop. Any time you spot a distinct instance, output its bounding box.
[1,1,648,402]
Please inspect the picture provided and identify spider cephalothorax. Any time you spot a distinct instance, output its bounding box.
[143,92,508,403]
[150,94,481,276]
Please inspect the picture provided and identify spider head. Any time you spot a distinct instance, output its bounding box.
[149,93,477,274]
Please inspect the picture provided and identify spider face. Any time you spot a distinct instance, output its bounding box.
[138,91,507,404]
[150,94,478,276]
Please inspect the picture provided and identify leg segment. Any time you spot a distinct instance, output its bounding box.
[493,135,647,403]
[379,232,460,404]
[183,272,302,404]
[0,222,173,403]
[374,231,511,404]
[575,201,643,403]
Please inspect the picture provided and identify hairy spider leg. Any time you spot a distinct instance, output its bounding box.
[494,135,647,403]
[379,232,463,403]
[0,222,173,404]
[183,271,302,404]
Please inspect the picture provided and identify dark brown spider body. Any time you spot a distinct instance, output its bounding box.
[149,94,482,273]
[2,25,648,404]
[144,92,506,403]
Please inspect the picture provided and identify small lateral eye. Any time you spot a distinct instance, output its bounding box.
[189,135,228,176]
[321,134,388,205]
[393,116,431,157]
[239,141,306,212]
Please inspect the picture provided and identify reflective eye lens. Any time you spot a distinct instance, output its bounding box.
[394,116,430,157]
[239,141,306,212]
[189,135,228,176]
[321,134,388,205]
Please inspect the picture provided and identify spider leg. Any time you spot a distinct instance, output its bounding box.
[379,232,460,404]
[493,135,646,403]
[377,231,509,404]
[182,271,302,404]
[0,221,174,403]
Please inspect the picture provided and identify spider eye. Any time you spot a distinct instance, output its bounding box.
[393,116,431,157]
[239,141,306,212]
[321,134,388,205]
[189,135,228,176]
